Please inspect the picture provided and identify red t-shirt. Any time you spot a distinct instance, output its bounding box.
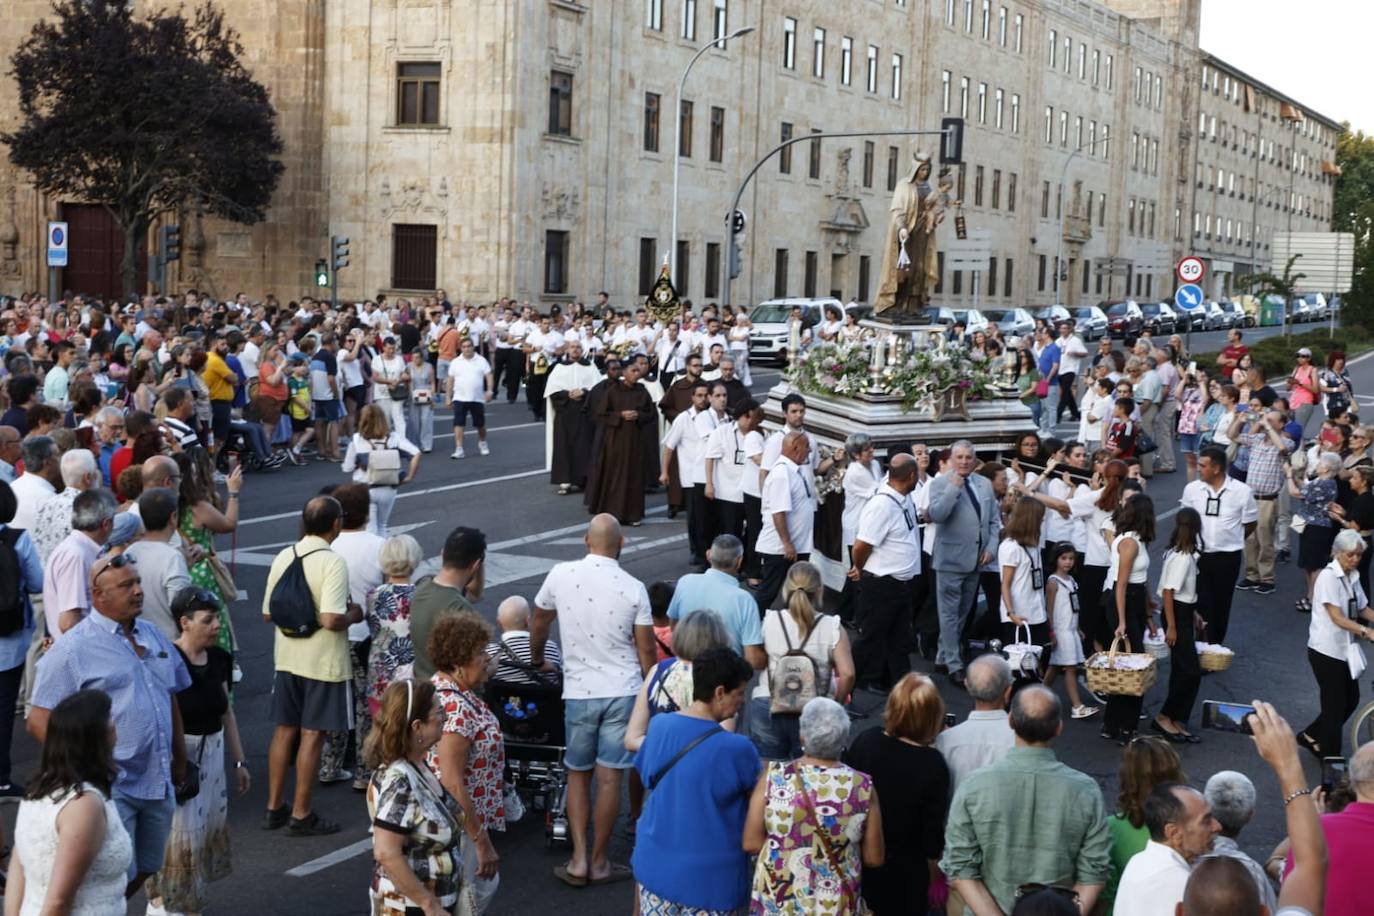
[1220,343,1249,367]
[109,446,134,500]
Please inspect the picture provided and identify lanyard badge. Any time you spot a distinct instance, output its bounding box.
[1205,489,1224,518]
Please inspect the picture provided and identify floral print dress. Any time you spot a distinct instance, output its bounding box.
[426,672,507,833]
[365,583,417,717]
[750,760,872,916]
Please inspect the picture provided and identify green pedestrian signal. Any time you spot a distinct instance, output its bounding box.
[315,259,329,287]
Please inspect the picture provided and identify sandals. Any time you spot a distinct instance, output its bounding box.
[1296,732,1323,760]
[1295,598,1312,614]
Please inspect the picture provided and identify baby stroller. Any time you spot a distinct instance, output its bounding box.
[484,659,569,846]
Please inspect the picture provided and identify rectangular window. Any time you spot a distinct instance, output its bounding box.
[682,0,696,40]
[960,77,969,117]
[1063,37,1071,73]
[1048,29,1057,68]
[891,54,902,100]
[887,146,899,191]
[774,249,789,297]
[1082,258,1091,293]
[1078,43,1086,79]
[1105,54,1113,89]
[1098,193,1106,227]
[942,70,952,113]
[1101,123,1110,159]
[1128,197,1136,235]
[862,141,874,188]
[992,168,1001,209]
[1011,93,1020,133]
[1007,173,1017,212]
[783,17,796,69]
[646,0,662,30]
[1088,120,1096,154]
[980,0,990,39]
[977,82,987,124]
[988,257,998,296]
[957,163,966,201]
[544,230,569,294]
[998,7,1007,46]
[946,0,956,26]
[813,27,825,78]
[809,129,822,180]
[858,255,871,302]
[1092,49,1100,85]
[1075,116,1083,149]
[994,87,1004,128]
[1055,183,1061,219]
[1014,14,1023,52]
[548,70,573,136]
[804,251,818,297]
[1059,110,1068,146]
[678,99,693,157]
[1044,106,1053,143]
[705,242,720,298]
[396,62,442,127]
[964,0,973,31]
[935,252,945,294]
[867,45,878,93]
[643,92,660,151]
[841,37,853,86]
[1154,74,1162,109]
[392,223,438,291]
[1041,180,1050,218]
[676,241,691,296]
[1149,202,1157,237]
[974,165,984,206]
[1151,138,1159,175]
[638,238,657,295]
[1004,258,1013,297]
[713,0,727,41]
[953,270,962,295]
[1038,254,1047,292]
[1134,66,1142,102]
[779,122,793,173]
[709,106,724,162]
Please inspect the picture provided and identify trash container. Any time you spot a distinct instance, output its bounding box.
[1260,295,1284,327]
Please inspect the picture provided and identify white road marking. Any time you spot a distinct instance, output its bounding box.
[285,838,372,878]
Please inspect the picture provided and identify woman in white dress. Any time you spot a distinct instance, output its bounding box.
[7,690,132,916]
[727,313,753,386]
[997,496,1050,669]
[839,433,882,625]
[1043,543,1097,719]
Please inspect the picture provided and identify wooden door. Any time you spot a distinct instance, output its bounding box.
[62,204,147,301]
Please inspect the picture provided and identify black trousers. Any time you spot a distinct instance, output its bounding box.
[1197,550,1243,643]
[525,369,549,419]
[494,349,523,401]
[754,551,808,611]
[1159,600,1202,724]
[836,546,861,626]
[1077,564,1110,651]
[0,663,21,784]
[853,573,916,689]
[742,494,763,578]
[912,560,939,652]
[963,571,1003,642]
[713,498,744,543]
[1057,371,1080,421]
[1305,648,1360,754]
[1103,583,1148,735]
[685,484,711,564]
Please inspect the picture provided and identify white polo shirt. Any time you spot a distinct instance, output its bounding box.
[1180,478,1258,553]
[756,456,817,556]
[855,483,921,580]
[703,420,746,504]
[663,407,710,486]
[1310,559,1367,660]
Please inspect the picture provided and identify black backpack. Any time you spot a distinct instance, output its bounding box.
[0,529,24,637]
[268,547,328,638]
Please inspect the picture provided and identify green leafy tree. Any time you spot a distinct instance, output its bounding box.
[1236,254,1307,338]
[3,0,284,297]
[1333,124,1374,328]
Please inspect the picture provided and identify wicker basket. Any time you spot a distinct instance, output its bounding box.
[1085,636,1159,698]
[1199,649,1234,673]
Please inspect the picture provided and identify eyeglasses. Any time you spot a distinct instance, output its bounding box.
[92,553,138,585]
[1016,884,1080,903]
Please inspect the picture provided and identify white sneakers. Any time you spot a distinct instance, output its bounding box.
[451,447,465,459]
[451,442,489,458]
[478,441,490,456]
[1071,705,1100,720]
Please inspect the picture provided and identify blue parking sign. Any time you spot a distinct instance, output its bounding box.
[1174,284,1202,310]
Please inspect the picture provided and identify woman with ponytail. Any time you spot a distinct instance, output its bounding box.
[748,561,855,760]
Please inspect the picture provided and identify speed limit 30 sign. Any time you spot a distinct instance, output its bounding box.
[1176,256,1206,284]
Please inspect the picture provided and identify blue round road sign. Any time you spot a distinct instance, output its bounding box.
[1174,284,1203,309]
[50,227,64,246]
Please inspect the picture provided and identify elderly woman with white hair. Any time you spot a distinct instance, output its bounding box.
[1287,451,1342,613]
[1202,770,1277,912]
[1299,527,1374,759]
[838,433,882,624]
[746,697,884,914]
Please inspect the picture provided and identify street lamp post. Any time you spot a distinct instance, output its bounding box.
[670,25,755,288]
[1054,136,1111,307]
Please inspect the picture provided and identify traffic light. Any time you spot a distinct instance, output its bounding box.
[729,234,743,280]
[161,224,181,263]
[314,259,329,287]
[939,117,965,166]
[331,235,350,272]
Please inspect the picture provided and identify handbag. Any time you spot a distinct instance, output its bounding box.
[1347,641,1368,680]
[1034,378,1051,398]
[364,438,403,486]
[175,735,208,805]
[1290,514,1308,534]
[1004,622,1043,676]
[1136,429,1158,454]
[387,381,410,401]
[205,552,237,600]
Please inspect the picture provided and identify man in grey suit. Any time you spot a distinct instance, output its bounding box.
[925,440,1001,685]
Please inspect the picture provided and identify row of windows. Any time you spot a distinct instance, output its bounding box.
[1125,197,1158,239]
[1038,180,1108,227]
[1200,64,1334,150]
[944,0,1025,54]
[768,249,876,301]
[641,94,727,160]
[645,0,730,43]
[781,18,903,99]
[1046,28,1114,91]
[962,165,1019,212]
[1035,257,1160,300]
[930,255,1016,299]
[941,71,1022,134]
[1042,106,1112,157]
[1132,65,1163,111]
[1198,112,1329,177]
[1130,130,1160,175]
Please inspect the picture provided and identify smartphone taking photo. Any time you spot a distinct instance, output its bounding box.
[1201,700,1257,735]
[1322,757,1348,794]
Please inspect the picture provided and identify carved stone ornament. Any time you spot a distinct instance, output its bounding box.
[379,177,449,219]
[541,183,580,222]
[835,148,851,196]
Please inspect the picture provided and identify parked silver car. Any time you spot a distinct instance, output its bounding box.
[1068,305,1109,340]
[950,309,991,336]
[981,307,1036,337]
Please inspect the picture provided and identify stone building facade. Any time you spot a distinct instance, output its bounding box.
[0,0,1340,309]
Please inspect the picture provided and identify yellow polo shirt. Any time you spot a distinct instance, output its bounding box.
[262,535,351,682]
[203,351,236,402]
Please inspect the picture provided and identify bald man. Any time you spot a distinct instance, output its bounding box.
[752,431,818,609]
[486,595,563,685]
[850,453,922,691]
[530,514,654,886]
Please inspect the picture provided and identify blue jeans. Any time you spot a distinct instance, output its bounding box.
[114,787,177,878]
[936,568,981,672]
[1038,381,1059,434]
[748,697,801,760]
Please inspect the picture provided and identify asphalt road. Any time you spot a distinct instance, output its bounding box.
[0,319,1350,916]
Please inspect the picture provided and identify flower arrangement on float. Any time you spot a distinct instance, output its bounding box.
[786,338,1000,414]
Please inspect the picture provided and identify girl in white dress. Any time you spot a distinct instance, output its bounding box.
[9,690,132,916]
[1042,543,1098,719]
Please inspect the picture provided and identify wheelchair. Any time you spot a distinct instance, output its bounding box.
[484,677,570,846]
[213,425,267,473]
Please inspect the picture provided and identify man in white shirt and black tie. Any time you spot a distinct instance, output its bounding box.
[1179,446,1258,642]
[850,453,923,691]
[753,432,818,609]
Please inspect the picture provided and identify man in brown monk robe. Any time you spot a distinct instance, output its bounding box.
[586,359,654,525]
[657,352,704,518]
